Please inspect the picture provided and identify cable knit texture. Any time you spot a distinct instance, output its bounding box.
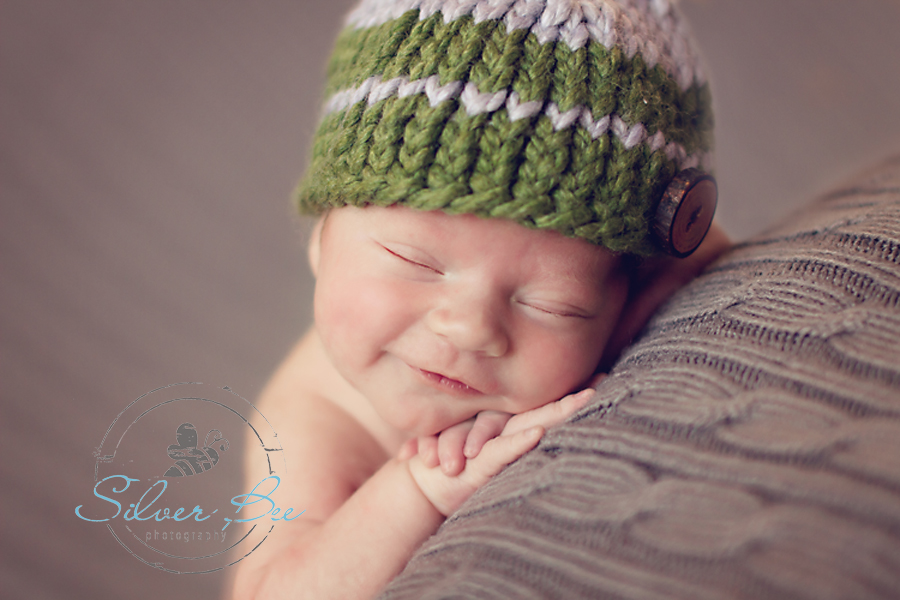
[297,0,713,255]
[377,156,900,599]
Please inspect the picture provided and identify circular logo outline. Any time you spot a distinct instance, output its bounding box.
[87,382,285,574]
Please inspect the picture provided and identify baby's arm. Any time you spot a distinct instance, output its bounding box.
[229,331,585,600]
[231,331,435,600]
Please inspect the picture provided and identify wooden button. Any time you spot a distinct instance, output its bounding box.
[653,168,718,257]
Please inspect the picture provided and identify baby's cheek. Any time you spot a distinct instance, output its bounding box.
[315,279,375,363]
[321,278,418,358]
[514,339,598,404]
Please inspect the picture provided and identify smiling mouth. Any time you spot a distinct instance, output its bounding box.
[415,368,483,395]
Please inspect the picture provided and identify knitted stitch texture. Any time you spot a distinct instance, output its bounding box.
[297,0,714,255]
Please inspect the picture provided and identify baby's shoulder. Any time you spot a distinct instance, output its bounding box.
[248,329,393,516]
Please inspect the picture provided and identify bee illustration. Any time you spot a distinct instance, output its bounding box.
[163,423,229,478]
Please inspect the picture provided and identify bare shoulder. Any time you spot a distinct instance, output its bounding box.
[230,329,396,592]
[245,329,392,524]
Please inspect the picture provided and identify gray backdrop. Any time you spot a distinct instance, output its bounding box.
[2,1,899,599]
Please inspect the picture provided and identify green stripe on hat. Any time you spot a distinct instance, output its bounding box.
[324,10,710,153]
[298,0,714,256]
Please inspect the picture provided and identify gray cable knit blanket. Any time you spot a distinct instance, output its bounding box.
[378,155,900,599]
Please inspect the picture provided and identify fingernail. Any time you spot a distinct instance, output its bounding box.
[573,389,594,405]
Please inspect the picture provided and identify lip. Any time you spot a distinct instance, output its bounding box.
[414,367,484,396]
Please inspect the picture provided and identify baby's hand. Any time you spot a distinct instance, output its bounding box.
[398,411,513,477]
[405,387,595,516]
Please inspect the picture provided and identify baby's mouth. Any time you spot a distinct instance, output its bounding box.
[415,368,483,395]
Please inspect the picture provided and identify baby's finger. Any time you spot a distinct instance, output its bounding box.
[418,435,440,469]
[397,438,418,461]
[464,425,545,482]
[502,388,594,436]
[437,419,474,476]
[463,411,512,459]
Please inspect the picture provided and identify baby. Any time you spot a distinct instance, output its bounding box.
[231,0,728,598]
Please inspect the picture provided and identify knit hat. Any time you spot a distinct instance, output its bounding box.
[296,0,715,256]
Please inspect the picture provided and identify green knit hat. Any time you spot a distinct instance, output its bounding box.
[296,0,714,256]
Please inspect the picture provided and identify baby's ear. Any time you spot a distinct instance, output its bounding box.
[601,221,731,369]
[307,215,326,277]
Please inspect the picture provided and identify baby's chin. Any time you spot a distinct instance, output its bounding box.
[387,410,481,440]
[380,389,568,439]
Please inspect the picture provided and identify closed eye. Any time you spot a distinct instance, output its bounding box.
[516,300,589,319]
[381,244,443,275]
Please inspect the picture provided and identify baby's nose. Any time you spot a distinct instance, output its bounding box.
[425,295,508,357]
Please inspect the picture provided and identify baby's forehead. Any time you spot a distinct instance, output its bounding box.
[331,204,624,284]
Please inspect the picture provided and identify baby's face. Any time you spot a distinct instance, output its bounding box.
[310,205,628,437]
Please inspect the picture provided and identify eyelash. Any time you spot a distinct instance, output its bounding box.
[382,246,443,274]
[381,245,587,318]
[517,301,585,319]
